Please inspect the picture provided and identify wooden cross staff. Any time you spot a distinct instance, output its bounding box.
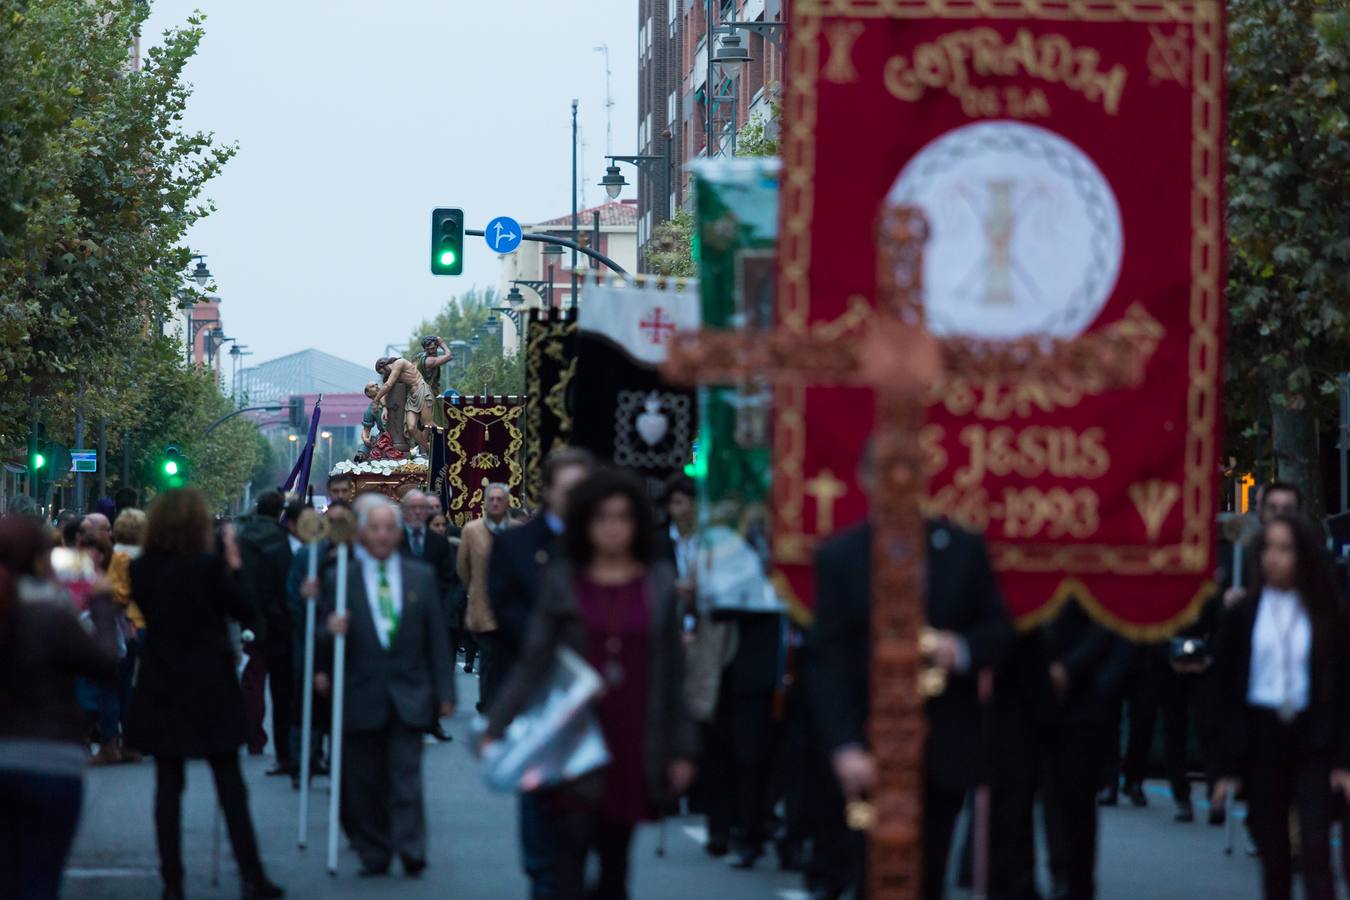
[664,204,1148,899]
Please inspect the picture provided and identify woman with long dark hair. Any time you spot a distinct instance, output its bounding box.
[126,489,284,900]
[0,516,119,900]
[484,468,698,900]
[1212,513,1350,900]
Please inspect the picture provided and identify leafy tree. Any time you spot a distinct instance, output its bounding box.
[1,1,252,508]
[120,342,259,512]
[0,2,235,442]
[735,98,781,158]
[1226,0,1350,517]
[644,208,697,277]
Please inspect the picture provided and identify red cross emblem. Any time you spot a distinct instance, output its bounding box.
[639,307,677,345]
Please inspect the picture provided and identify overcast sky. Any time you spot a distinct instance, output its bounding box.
[143,0,638,367]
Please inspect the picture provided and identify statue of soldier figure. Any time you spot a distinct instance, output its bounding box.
[374,356,436,457]
[415,336,455,430]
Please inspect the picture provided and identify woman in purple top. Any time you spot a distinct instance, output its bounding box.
[486,469,698,899]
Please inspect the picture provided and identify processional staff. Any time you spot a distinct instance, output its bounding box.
[294,509,329,849]
[326,516,354,877]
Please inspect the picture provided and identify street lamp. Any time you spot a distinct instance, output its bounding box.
[600,165,627,200]
[287,432,299,468]
[714,30,751,78]
[190,254,212,287]
[320,430,333,475]
[601,149,672,229]
[203,330,233,382]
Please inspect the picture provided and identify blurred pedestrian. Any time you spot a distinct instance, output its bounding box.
[429,510,449,536]
[808,442,1014,900]
[283,501,349,788]
[78,512,111,543]
[401,490,458,742]
[0,516,119,900]
[458,482,519,712]
[235,492,297,772]
[486,448,594,897]
[1213,514,1349,900]
[59,515,81,549]
[76,531,124,765]
[308,493,455,877]
[674,473,785,867]
[327,473,355,507]
[485,468,698,900]
[107,509,147,763]
[126,489,284,900]
[113,487,139,522]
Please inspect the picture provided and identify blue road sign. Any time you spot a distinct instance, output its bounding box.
[484,216,523,254]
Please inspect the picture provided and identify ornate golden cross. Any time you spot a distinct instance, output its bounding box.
[665,203,1146,899]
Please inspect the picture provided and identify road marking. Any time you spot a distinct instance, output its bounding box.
[65,868,159,879]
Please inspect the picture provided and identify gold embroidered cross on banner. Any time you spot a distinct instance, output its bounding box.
[665,204,1148,899]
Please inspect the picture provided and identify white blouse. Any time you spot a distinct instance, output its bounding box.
[1246,587,1312,716]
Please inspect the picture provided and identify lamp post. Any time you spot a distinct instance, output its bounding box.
[719,18,786,48]
[180,254,216,365]
[229,343,253,405]
[203,329,234,384]
[541,242,564,308]
[190,254,212,287]
[509,278,554,310]
[601,148,671,226]
[287,433,299,468]
[320,430,333,477]
[202,404,284,438]
[571,99,579,306]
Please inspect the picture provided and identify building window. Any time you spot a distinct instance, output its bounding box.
[667,90,677,126]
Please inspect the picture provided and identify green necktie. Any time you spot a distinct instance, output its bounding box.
[376,560,399,645]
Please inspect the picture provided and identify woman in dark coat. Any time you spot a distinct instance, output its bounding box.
[127,489,284,900]
[484,468,698,900]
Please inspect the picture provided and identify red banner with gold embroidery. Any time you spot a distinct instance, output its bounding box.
[776,0,1224,637]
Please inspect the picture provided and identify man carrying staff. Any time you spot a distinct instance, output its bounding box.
[374,357,436,457]
[306,494,455,878]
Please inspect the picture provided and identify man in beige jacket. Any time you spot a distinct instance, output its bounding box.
[456,482,517,712]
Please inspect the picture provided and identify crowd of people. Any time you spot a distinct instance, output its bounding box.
[3,455,1349,900]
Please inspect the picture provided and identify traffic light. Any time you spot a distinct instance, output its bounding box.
[431,207,464,276]
[160,445,187,487]
[26,423,49,497]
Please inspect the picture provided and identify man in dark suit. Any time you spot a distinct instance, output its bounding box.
[808,510,1014,900]
[234,491,296,771]
[488,449,594,661]
[399,489,458,741]
[311,493,455,878]
[485,447,593,899]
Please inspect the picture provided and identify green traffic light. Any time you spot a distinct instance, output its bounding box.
[164,460,179,476]
[439,249,457,267]
[33,453,46,470]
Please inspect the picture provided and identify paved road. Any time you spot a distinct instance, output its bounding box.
[63,671,1266,898]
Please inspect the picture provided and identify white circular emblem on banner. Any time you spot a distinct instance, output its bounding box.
[888,121,1124,340]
